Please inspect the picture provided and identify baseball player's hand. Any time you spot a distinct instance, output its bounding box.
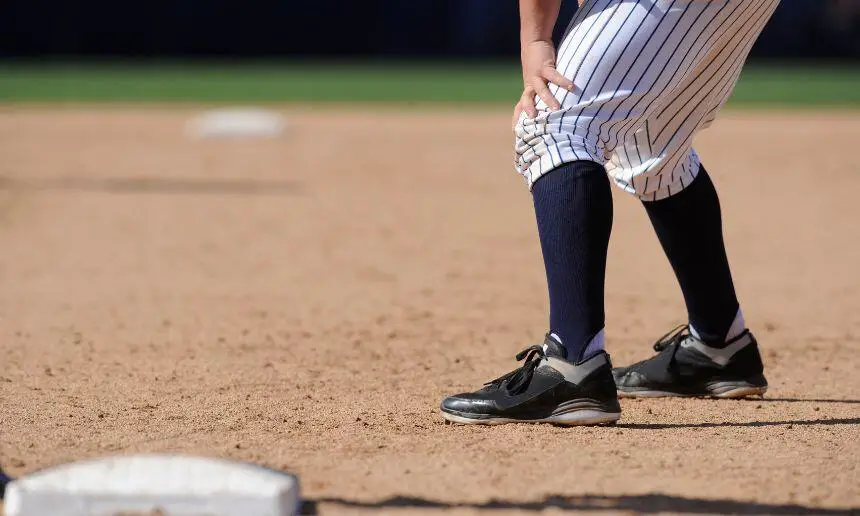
[513,40,575,128]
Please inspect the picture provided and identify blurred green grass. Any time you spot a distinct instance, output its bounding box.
[0,62,858,107]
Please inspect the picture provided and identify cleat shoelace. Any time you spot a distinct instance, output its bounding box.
[627,324,690,372]
[652,324,690,352]
[485,344,548,395]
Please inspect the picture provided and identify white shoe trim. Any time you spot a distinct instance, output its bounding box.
[544,353,608,384]
[680,333,751,366]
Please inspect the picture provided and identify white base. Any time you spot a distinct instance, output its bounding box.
[186,108,287,140]
[4,454,299,516]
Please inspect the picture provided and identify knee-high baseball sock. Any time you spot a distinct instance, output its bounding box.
[532,161,613,361]
[642,165,742,344]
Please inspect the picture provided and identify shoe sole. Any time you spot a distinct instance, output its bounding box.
[617,379,768,399]
[441,404,621,426]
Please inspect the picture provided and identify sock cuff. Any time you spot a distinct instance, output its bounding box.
[581,329,606,361]
[549,329,606,361]
[532,160,607,189]
[690,307,745,343]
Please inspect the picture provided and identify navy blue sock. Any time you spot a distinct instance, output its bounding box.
[532,161,613,361]
[642,165,739,343]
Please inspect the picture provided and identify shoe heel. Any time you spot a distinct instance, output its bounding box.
[547,409,621,426]
[706,375,768,398]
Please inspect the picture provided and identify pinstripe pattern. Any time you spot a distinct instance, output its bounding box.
[514,0,779,200]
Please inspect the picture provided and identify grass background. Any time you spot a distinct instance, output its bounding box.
[0,62,858,107]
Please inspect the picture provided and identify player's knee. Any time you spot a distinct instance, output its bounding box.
[612,165,700,201]
[514,114,606,189]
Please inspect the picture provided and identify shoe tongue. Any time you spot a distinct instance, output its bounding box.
[542,334,567,359]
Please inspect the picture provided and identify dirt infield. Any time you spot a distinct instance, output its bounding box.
[0,107,858,515]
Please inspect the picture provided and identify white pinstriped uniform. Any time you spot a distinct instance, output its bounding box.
[515,0,780,200]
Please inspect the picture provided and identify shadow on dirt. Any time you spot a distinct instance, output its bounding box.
[616,416,860,430]
[753,397,860,404]
[0,176,302,196]
[301,493,857,515]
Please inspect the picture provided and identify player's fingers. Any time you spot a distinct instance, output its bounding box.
[520,87,538,118]
[543,67,575,92]
[530,77,560,110]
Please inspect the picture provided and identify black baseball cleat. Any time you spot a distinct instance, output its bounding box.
[613,325,768,398]
[440,334,621,425]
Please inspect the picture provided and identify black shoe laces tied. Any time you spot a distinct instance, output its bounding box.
[652,324,690,352]
[485,344,547,395]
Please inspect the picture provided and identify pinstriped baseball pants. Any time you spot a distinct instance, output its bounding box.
[514,0,780,201]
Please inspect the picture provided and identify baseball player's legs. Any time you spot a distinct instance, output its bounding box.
[513,0,768,360]
[438,0,780,425]
[531,159,613,360]
[613,0,779,398]
[606,0,777,338]
[441,159,622,427]
[643,165,742,344]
